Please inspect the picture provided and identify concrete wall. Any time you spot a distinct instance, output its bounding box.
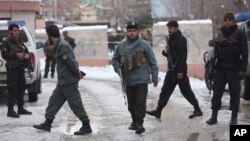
[152,20,213,79]
[36,25,109,66]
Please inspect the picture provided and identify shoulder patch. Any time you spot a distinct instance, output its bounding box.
[62,54,67,60]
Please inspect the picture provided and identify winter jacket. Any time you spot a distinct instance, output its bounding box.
[166,30,187,74]
[215,25,248,71]
[112,37,158,86]
[54,38,80,85]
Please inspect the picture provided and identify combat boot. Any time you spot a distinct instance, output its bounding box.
[189,105,203,119]
[7,106,20,118]
[74,120,92,135]
[33,119,53,132]
[229,111,238,125]
[146,106,163,119]
[128,120,138,130]
[18,106,32,115]
[206,110,218,125]
[135,120,145,134]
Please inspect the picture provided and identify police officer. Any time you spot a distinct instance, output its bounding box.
[33,25,92,135]
[112,22,158,134]
[146,20,203,119]
[43,40,56,78]
[63,31,76,50]
[206,13,248,125]
[0,23,32,118]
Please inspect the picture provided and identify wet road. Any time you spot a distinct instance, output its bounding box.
[0,78,250,141]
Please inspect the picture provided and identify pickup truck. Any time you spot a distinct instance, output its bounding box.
[0,19,42,102]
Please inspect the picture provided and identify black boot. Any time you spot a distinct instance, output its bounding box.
[206,110,218,125]
[7,106,20,118]
[74,120,92,135]
[33,119,53,132]
[43,74,48,78]
[135,120,145,134]
[128,120,138,130]
[189,105,203,119]
[230,111,238,125]
[51,73,54,78]
[18,106,32,115]
[146,106,163,119]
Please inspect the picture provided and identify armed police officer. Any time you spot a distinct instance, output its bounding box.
[63,31,76,50]
[112,22,158,134]
[0,23,32,118]
[146,20,203,120]
[43,40,56,78]
[33,25,92,135]
[206,13,248,125]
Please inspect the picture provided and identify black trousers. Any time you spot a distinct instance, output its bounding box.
[211,69,240,112]
[158,71,199,108]
[126,84,148,122]
[6,68,26,107]
[45,56,56,76]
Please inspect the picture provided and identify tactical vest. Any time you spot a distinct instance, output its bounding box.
[44,44,55,57]
[216,29,240,61]
[120,43,147,72]
[6,43,26,69]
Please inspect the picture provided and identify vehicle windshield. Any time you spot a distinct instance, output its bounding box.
[0,29,28,43]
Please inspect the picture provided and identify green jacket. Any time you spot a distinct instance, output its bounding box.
[112,37,158,86]
[55,38,79,85]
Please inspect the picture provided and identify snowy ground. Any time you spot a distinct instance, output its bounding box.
[0,58,250,141]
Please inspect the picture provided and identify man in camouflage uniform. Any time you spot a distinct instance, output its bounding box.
[43,40,56,78]
[0,23,32,118]
[112,22,158,134]
[33,25,92,135]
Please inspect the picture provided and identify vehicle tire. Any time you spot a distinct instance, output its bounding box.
[27,71,42,102]
[28,92,38,102]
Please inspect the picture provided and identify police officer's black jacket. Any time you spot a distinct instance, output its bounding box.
[163,30,187,74]
[1,37,28,69]
[215,25,248,71]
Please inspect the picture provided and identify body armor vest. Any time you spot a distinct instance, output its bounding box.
[6,43,26,69]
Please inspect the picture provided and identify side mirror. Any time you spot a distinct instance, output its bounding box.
[36,42,44,49]
[208,39,216,47]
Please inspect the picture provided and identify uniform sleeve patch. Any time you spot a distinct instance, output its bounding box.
[62,54,68,60]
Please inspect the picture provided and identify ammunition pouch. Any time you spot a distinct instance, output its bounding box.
[121,51,147,72]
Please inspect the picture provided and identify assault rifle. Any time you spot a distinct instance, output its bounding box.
[118,68,127,105]
[22,44,33,79]
[207,39,219,94]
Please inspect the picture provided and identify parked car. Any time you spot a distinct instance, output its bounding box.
[0,19,43,102]
[203,13,250,99]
